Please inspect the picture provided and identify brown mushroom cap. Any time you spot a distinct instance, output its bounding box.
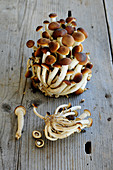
[81,68,92,74]
[26,40,35,48]
[72,32,85,42]
[75,88,84,95]
[49,13,57,18]
[43,20,50,24]
[34,47,43,57]
[66,70,75,75]
[53,63,61,68]
[73,52,88,65]
[59,19,65,24]
[85,63,93,69]
[53,28,67,39]
[48,22,60,30]
[25,70,32,78]
[36,26,43,32]
[77,27,88,38]
[49,41,59,52]
[62,34,74,47]
[73,73,83,83]
[66,17,76,23]
[71,21,77,27]
[72,44,83,54]
[57,46,69,55]
[45,55,56,65]
[41,63,50,70]
[63,80,71,85]
[41,47,50,54]
[37,38,50,46]
[42,31,50,39]
[59,58,72,65]
[65,26,74,35]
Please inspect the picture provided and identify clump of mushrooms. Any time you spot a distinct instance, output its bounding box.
[32,103,93,141]
[26,11,93,97]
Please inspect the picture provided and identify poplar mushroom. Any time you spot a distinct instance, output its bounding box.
[32,130,42,139]
[32,103,93,141]
[35,139,44,148]
[26,40,37,51]
[36,26,43,37]
[14,105,26,140]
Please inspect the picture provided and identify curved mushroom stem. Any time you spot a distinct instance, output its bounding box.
[32,104,45,120]
[15,111,24,139]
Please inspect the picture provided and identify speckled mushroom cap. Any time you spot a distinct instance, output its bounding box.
[26,11,93,98]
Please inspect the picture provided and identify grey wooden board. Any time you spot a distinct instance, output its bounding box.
[0,0,113,170]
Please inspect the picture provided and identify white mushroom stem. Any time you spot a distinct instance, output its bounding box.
[54,104,69,114]
[57,37,63,45]
[33,105,45,120]
[42,51,50,63]
[45,24,49,31]
[37,66,41,81]
[60,106,81,115]
[50,65,68,88]
[68,58,79,70]
[59,54,66,59]
[60,73,88,96]
[71,64,83,80]
[41,66,48,87]
[47,67,59,86]
[72,41,81,47]
[47,82,67,95]
[61,82,76,94]
[78,110,91,120]
[51,17,56,22]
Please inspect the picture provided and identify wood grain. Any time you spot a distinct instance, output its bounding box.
[0,0,113,169]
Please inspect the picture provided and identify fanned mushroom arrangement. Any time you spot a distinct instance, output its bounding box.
[33,103,93,141]
[25,11,93,98]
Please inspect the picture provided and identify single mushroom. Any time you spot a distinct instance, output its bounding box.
[72,44,83,53]
[66,17,76,26]
[42,31,50,39]
[57,46,69,59]
[65,25,74,35]
[26,40,37,51]
[37,38,50,47]
[34,47,43,57]
[43,20,50,31]
[52,28,67,45]
[62,34,75,49]
[50,58,71,88]
[35,139,44,148]
[70,64,83,80]
[32,130,42,139]
[72,32,85,46]
[73,72,83,83]
[48,22,60,35]
[49,41,59,53]
[25,70,32,78]
[77,27,88,39]
[45,55,56,65]
[36,26,43,38]
[14,105,26,140]
[49,13,57,22]
[42,51,51,63]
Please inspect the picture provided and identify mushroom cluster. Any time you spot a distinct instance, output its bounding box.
[33,103,93,141]
[26,11,93,97]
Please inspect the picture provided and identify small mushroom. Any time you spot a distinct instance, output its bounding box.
[66,17,76,25]
[35,139,44,148]
[72,44,83,53]
[14,105,26,140]
[72,32,85,46]
[66,70,75,80]
[48,22,60,35]
[65,26,74,35]
[73,73,83,83]
[43,20,50,31]
[26,40,37,51]
[25,70,32,78]
[52,28,67,44]
[34,47,43,57]
[36,26,43,38]
[42,31,50,39]
[73,52,88,65]
[49,13,57,22]
[37,38,50,47]
[77,27,88,39]
[32,130,42,139]
[42,51,50,63]
[57,46,69,59]
[62,34,75,47]
[49,41,59,53]
[70,64,83,80]
[45,55,56,65]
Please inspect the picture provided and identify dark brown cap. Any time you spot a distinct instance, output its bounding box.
[53,28,67,39]
[59,19,65,24]
[65,26,74,35]
[59,58,72,65]
[53,63,61,68]
[73,52,88,65]
[41,47,50,54]
[72,44,83,54]
[48,22,60,30]
[43,20,50,24]
[71,21,77,27]
[66,17,76,23]
[45,55,56,65]
[62,34,74,47]
[81,68,92,74]
[42,31,50,39]
[85,63,93,69]
[77,27,88,38]
[26,40,35,48]
[75,88,84,95]
[57,46,69,55]
[36,26,43,32]
[49,13,57,18]
[49,41,59,53]
[73,73,83,83]
[25,70,32,78]
[34,47,43,57]
[37,38,50,46]
[66,70,74,75]
[72,32,85,42]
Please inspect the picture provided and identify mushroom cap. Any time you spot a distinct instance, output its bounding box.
[41,63,50,70]
[72,44,83,53]
[84,109,91,116]
[66,70,75,75]
[59,58,72,65]
[59,19,65,24]
[14,105,26,116]
[36,26,43,32]
[62,34,74,47]
[49,13,57,18]
[72,32,85,42]
[71,21,77,27]
[43,20,50,24]
[34,47,43,57]
[86,62,93,69]
[73,52,88,65]
[53,28,67,39]
[26,40,35,48]
[32,130,42,139]
[42,31,50,39]
[82,68,92,74]
[37,38,50,46]
[45,55,56,65]
[73,73,83,83]
[75,88,84,95]
[35,139,44,148]
[57,46,69,55]
[77,27,88,38]
[87,118,93,127]
[66,17,76,23]
[41,47,50,54]
[65,26,74,35]
[49,41,59,52]
[63,80,71,85]
[53,63,61,68]
[25,70,32,78]
[48,22,60,30]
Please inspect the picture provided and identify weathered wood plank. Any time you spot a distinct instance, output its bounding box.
[0,0,113,170]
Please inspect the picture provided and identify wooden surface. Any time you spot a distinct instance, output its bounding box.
[0,0,113,169]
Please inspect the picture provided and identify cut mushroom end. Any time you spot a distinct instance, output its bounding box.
[32,130,42,139]
[35,139,44,148]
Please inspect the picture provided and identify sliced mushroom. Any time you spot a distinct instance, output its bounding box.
[35,139,44,148]
[32,130,42,139]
